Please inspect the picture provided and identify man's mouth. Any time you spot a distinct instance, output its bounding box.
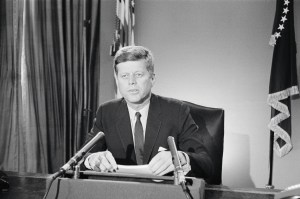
[128,89,139,94]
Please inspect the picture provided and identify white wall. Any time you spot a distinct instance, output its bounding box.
[100,0,300,189]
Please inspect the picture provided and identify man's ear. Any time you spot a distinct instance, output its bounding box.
[151,73,156,85]
[114,72,119,87]
[114,72,122,98]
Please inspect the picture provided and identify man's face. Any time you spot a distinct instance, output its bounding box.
[116,60,155,107]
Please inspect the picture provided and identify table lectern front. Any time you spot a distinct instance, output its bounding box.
[46,171,205,199]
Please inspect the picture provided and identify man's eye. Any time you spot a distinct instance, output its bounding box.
[135,73,143,78]
[121,74,128,78]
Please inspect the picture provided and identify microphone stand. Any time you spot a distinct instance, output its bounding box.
[73,159,84,179]
[175,159,193,199]
[168,136,193,199]
[43,159,84,199]
[42,132,104,199]
[174,164,193,199]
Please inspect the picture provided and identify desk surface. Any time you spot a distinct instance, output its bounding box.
[0,171,279,199]
[0,172,48,199]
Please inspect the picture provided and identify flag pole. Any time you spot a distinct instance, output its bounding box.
[266,131,274,189]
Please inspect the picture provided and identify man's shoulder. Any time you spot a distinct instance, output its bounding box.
[102,98,123,106]
[153,94,184,106]
[151,94,192,121]
[98,98,125,111]
[152,94,187,111]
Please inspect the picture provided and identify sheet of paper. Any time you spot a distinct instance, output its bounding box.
[116,164,153,175]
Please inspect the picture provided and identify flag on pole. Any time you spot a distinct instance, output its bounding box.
[110,0,135,98]
[268,0,299,157]
[110,0,135,56]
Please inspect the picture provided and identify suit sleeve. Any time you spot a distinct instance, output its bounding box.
[177,103,214,179]
[84,106,107,153]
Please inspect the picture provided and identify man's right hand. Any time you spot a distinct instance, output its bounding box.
[87,151,118,172]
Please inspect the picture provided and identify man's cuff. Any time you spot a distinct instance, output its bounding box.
[84,154,93,170]
[180,151,191,175]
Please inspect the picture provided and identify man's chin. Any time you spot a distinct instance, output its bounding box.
[124,96,142,104]
[124,93,151,105]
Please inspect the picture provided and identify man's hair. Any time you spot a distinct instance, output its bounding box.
[113,46,154,74]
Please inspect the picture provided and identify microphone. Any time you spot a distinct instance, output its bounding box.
[52,131,105,179]
[167,136,185,185]
[168,136,193,199]
[43,132,105,199]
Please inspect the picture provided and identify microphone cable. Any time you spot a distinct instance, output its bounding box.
[180,180,193,199]
[42,171,60,199]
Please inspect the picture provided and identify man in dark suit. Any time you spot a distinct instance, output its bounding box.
[84,46,213,179]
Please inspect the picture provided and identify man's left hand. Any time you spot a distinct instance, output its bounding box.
[148,151,187,176]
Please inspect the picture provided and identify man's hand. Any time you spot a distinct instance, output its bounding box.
[148,151,187,176]
[88,151,117,172]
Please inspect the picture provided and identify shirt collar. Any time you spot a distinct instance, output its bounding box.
[127,102,150,120]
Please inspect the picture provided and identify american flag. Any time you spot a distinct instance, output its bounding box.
[110,0,135,56]
[268,0,299,157]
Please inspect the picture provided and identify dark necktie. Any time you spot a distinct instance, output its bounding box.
[134,112,144,165]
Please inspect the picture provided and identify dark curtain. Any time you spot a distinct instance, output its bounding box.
[0,0,101,174]
[0,0,24,172]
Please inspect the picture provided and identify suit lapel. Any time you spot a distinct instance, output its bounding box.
[143,95,162,163]
[116,99,135,160]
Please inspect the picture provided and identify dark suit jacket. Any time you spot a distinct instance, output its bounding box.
[86,94,213,179]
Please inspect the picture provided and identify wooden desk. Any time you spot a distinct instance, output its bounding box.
[0,171,280,199]
[0,172,49,199]
[205,184,279,199]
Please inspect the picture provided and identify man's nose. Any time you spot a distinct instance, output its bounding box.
[128,75,137,85]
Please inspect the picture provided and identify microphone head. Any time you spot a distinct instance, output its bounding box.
[80,131,105,154]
